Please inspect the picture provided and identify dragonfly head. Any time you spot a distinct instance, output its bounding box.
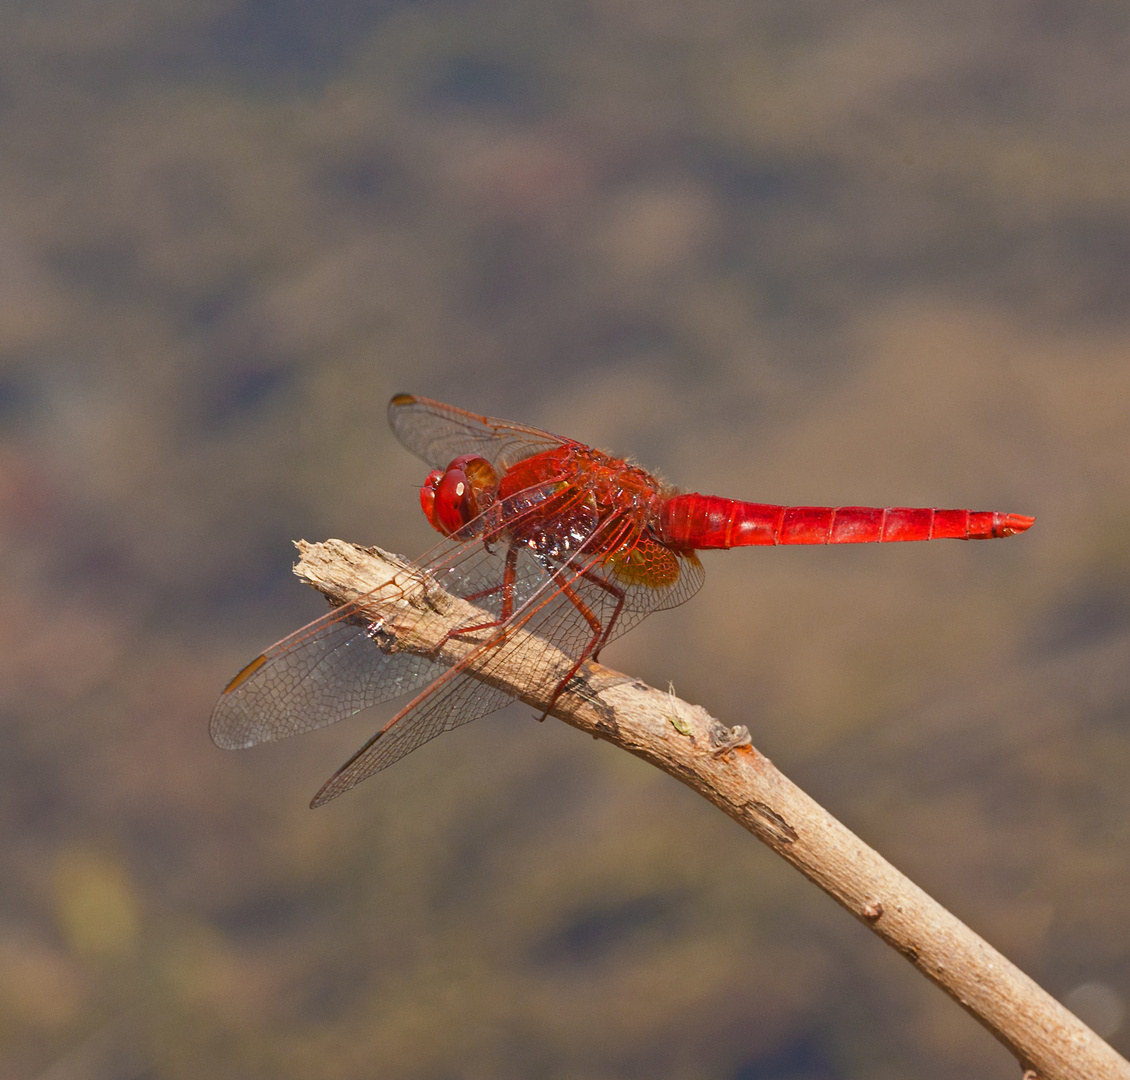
[420,454,499,536]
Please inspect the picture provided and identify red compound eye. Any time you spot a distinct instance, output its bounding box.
[419,469,445,532]
[418,455,498,536]
[432,466,474,534]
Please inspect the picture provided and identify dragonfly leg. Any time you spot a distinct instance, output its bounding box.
[577,564,626,663]
[432,541,521,652]
[539,560,628,717]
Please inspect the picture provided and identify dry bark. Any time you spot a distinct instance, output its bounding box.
[295,537,1130,1080]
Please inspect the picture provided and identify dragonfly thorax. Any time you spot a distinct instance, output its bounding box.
[521,499,602,564]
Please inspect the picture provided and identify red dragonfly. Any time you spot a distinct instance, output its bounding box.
[212,393,1034,806]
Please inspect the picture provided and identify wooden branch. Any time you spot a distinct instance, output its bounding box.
[295,538,1129,1080]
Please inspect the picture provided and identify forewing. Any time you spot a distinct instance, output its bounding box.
[309,543,594,806]
[388,393,569,471]
[310,520,705,804]
[212,477,579,758]
[210,604,445,750]
[216,468,707,804]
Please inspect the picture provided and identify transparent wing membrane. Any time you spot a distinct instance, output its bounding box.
[389,393,568,471]
[210,608,446,749]
[308,517,705,804]
[215,402,705,804]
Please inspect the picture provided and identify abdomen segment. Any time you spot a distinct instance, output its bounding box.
[656,494,1035,549]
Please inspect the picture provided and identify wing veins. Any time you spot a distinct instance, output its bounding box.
[311,504,643,802]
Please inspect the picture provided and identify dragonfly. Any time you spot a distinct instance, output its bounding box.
[211,393,1034,807]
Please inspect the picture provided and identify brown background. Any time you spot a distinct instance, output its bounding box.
[1,1,1128,1077]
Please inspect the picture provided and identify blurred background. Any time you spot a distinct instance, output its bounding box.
[1,1,1128,1077]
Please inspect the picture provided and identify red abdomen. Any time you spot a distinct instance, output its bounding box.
[656,494,1035,549]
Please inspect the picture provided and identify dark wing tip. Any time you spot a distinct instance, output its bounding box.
[221,653,267,694]
[209,654,269,749]
[309,772,351,809]
[389,392,417,408]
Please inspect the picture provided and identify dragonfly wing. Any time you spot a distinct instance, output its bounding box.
[310,672,517,805]
[602,551,704,643]
[218,471,705,803]
[311,546,611,805]
[389,393,568,472]
[212,477,583,757]
[516,542,705,658]
[210,605,446,749]
[311,520,706,804]
[608,540,705,617]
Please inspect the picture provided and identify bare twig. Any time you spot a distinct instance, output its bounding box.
[295,538,1130,1080]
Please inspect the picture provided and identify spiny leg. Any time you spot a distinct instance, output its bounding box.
[433,540,522,650]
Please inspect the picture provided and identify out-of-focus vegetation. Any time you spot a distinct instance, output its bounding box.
[1,1,1128,1077]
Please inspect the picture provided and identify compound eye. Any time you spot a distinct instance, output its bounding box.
[419,469,445,532]
[418,455,498,537]
[432,468,477,535]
